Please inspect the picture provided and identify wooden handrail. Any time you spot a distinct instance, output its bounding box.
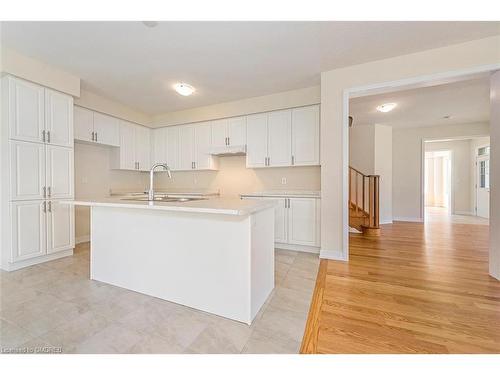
[349,166,380,231]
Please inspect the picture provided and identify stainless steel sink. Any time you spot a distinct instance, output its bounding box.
[121,196,207,202]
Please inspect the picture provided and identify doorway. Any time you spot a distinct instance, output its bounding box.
[425,150,452,216]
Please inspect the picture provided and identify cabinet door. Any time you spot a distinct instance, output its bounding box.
[119,121,136,170]
[135,125,151,171]
[74,106,94,142]
[47,200,74,254]
[93,112,120,147]
[152,128,167,165]
[246,113,268,168]
[166,126,179,170]
[194,122,213,170]
[292,105,320,166]
[268,110,292,167]
[8,77,45,143]
[10,141,46,201]
[46,146,74,199]
[45,88,74,147]
[272,198,288,244]
[10,200,47,262]
[287,198,318,246]
[178,125,195,170]
[211,119,228,148]
[228,116,246,146]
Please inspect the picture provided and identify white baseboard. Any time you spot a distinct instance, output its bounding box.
[76,235,90,244]
[393,217,423,223]
[454,211,475,216]
[275,243,320,254]
[1,249,74,271]
[320,249,346,261]
[380,219,393,225]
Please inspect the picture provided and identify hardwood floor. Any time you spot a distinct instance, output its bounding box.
[301,220,500,353]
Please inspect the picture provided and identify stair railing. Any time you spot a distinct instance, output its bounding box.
[349,166,380,229]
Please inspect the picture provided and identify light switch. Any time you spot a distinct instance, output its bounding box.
[281,177,287,185]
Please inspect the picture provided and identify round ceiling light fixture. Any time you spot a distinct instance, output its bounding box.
[142,21,158,28]
[174,83,195,96]
[376,103,397,113]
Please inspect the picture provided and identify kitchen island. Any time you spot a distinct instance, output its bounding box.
[63,197,276,324]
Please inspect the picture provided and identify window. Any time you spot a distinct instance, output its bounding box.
[478,146,490,156]
[479,160,490,189]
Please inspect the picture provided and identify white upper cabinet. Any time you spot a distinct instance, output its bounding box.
[74,106,94,142]
[135,125,151,171]
[194,122,215,170]
[267,110,292,167]
[228,116,246,146]
[10,200,47,262]
[211,119,229,148]
[47,200,74,254]
[7,77,45,144]
[165,126,179,170]
[291,105,320,166]
[93,112,120,147]
[246,113,268,168]
[117,121,136,170]
[178,125,195,170]
[10,141,46,201]
[151,128,166,165]
[45,88,73,147]
[46,145,74,199]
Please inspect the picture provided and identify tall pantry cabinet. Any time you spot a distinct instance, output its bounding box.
[1,75,75,271]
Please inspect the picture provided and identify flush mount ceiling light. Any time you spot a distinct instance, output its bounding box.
[174,83,195,96]
[376,103,397,113]
[142,21,158,28]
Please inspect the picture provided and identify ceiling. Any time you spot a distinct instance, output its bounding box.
[349,77,491,129]
[2,21,499,115]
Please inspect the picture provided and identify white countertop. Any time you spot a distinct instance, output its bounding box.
[241,190,321,198]
[62,197,276,216]
[109,188,220,197]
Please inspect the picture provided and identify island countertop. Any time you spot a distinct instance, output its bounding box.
[62,197,277,216]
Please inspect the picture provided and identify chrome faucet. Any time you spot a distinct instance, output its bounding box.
[148,163,172,200]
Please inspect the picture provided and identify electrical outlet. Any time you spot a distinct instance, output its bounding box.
[281,177,287,185]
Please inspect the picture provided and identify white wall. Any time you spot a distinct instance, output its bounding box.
[349,125,375,174]
[321,35,500,260]
[153,86,320,127]
[490,70,500,280]
[393,123,489,221]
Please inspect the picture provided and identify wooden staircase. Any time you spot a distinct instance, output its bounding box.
[349,166,380,236]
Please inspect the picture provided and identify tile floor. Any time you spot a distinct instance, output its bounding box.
[0,243,318,354]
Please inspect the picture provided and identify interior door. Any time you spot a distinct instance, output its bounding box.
[178,125,195,170]
[288,198,318,246]
[93,112,120,147]
[211,119,228,148]
[10,200,47,262]
[267,109,292,167]
[8,77,45,143]
[246,113,268,168]
[194,122,213,170]
[46,145,74,199]
[74,106,94,142]
[228,116,247,146]
[10,140,46,201]
[119,121,136,170]
[166,126,179,170]
[476,155,490,218]
[292,105,320,166]
[45,88,74,147]
[47,200,75,254]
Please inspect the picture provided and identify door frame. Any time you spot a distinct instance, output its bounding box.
[476,153,491,218]
[423,149,453,217]
[342,63,500,260]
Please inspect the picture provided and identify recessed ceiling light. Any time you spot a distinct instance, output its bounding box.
[376,103,397,113]
[443,115,452,119]
[174,83,195,96]
[142,21,158,28]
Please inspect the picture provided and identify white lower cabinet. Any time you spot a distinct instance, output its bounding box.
[243,196,320,251]
[10,200,74,262]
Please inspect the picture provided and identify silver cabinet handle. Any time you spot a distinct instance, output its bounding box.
[42,130,46,142]
[227,137,230,146]
[43,186,46,198]
[47,186,51,197]
[48,201,52,213]
[47,131,51,143]
[95,132,98,142]
[42,201,46,213]
[291,155,294,165]
[91,131,95,141]
[137,162,140,170]
[284,199,287,208]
